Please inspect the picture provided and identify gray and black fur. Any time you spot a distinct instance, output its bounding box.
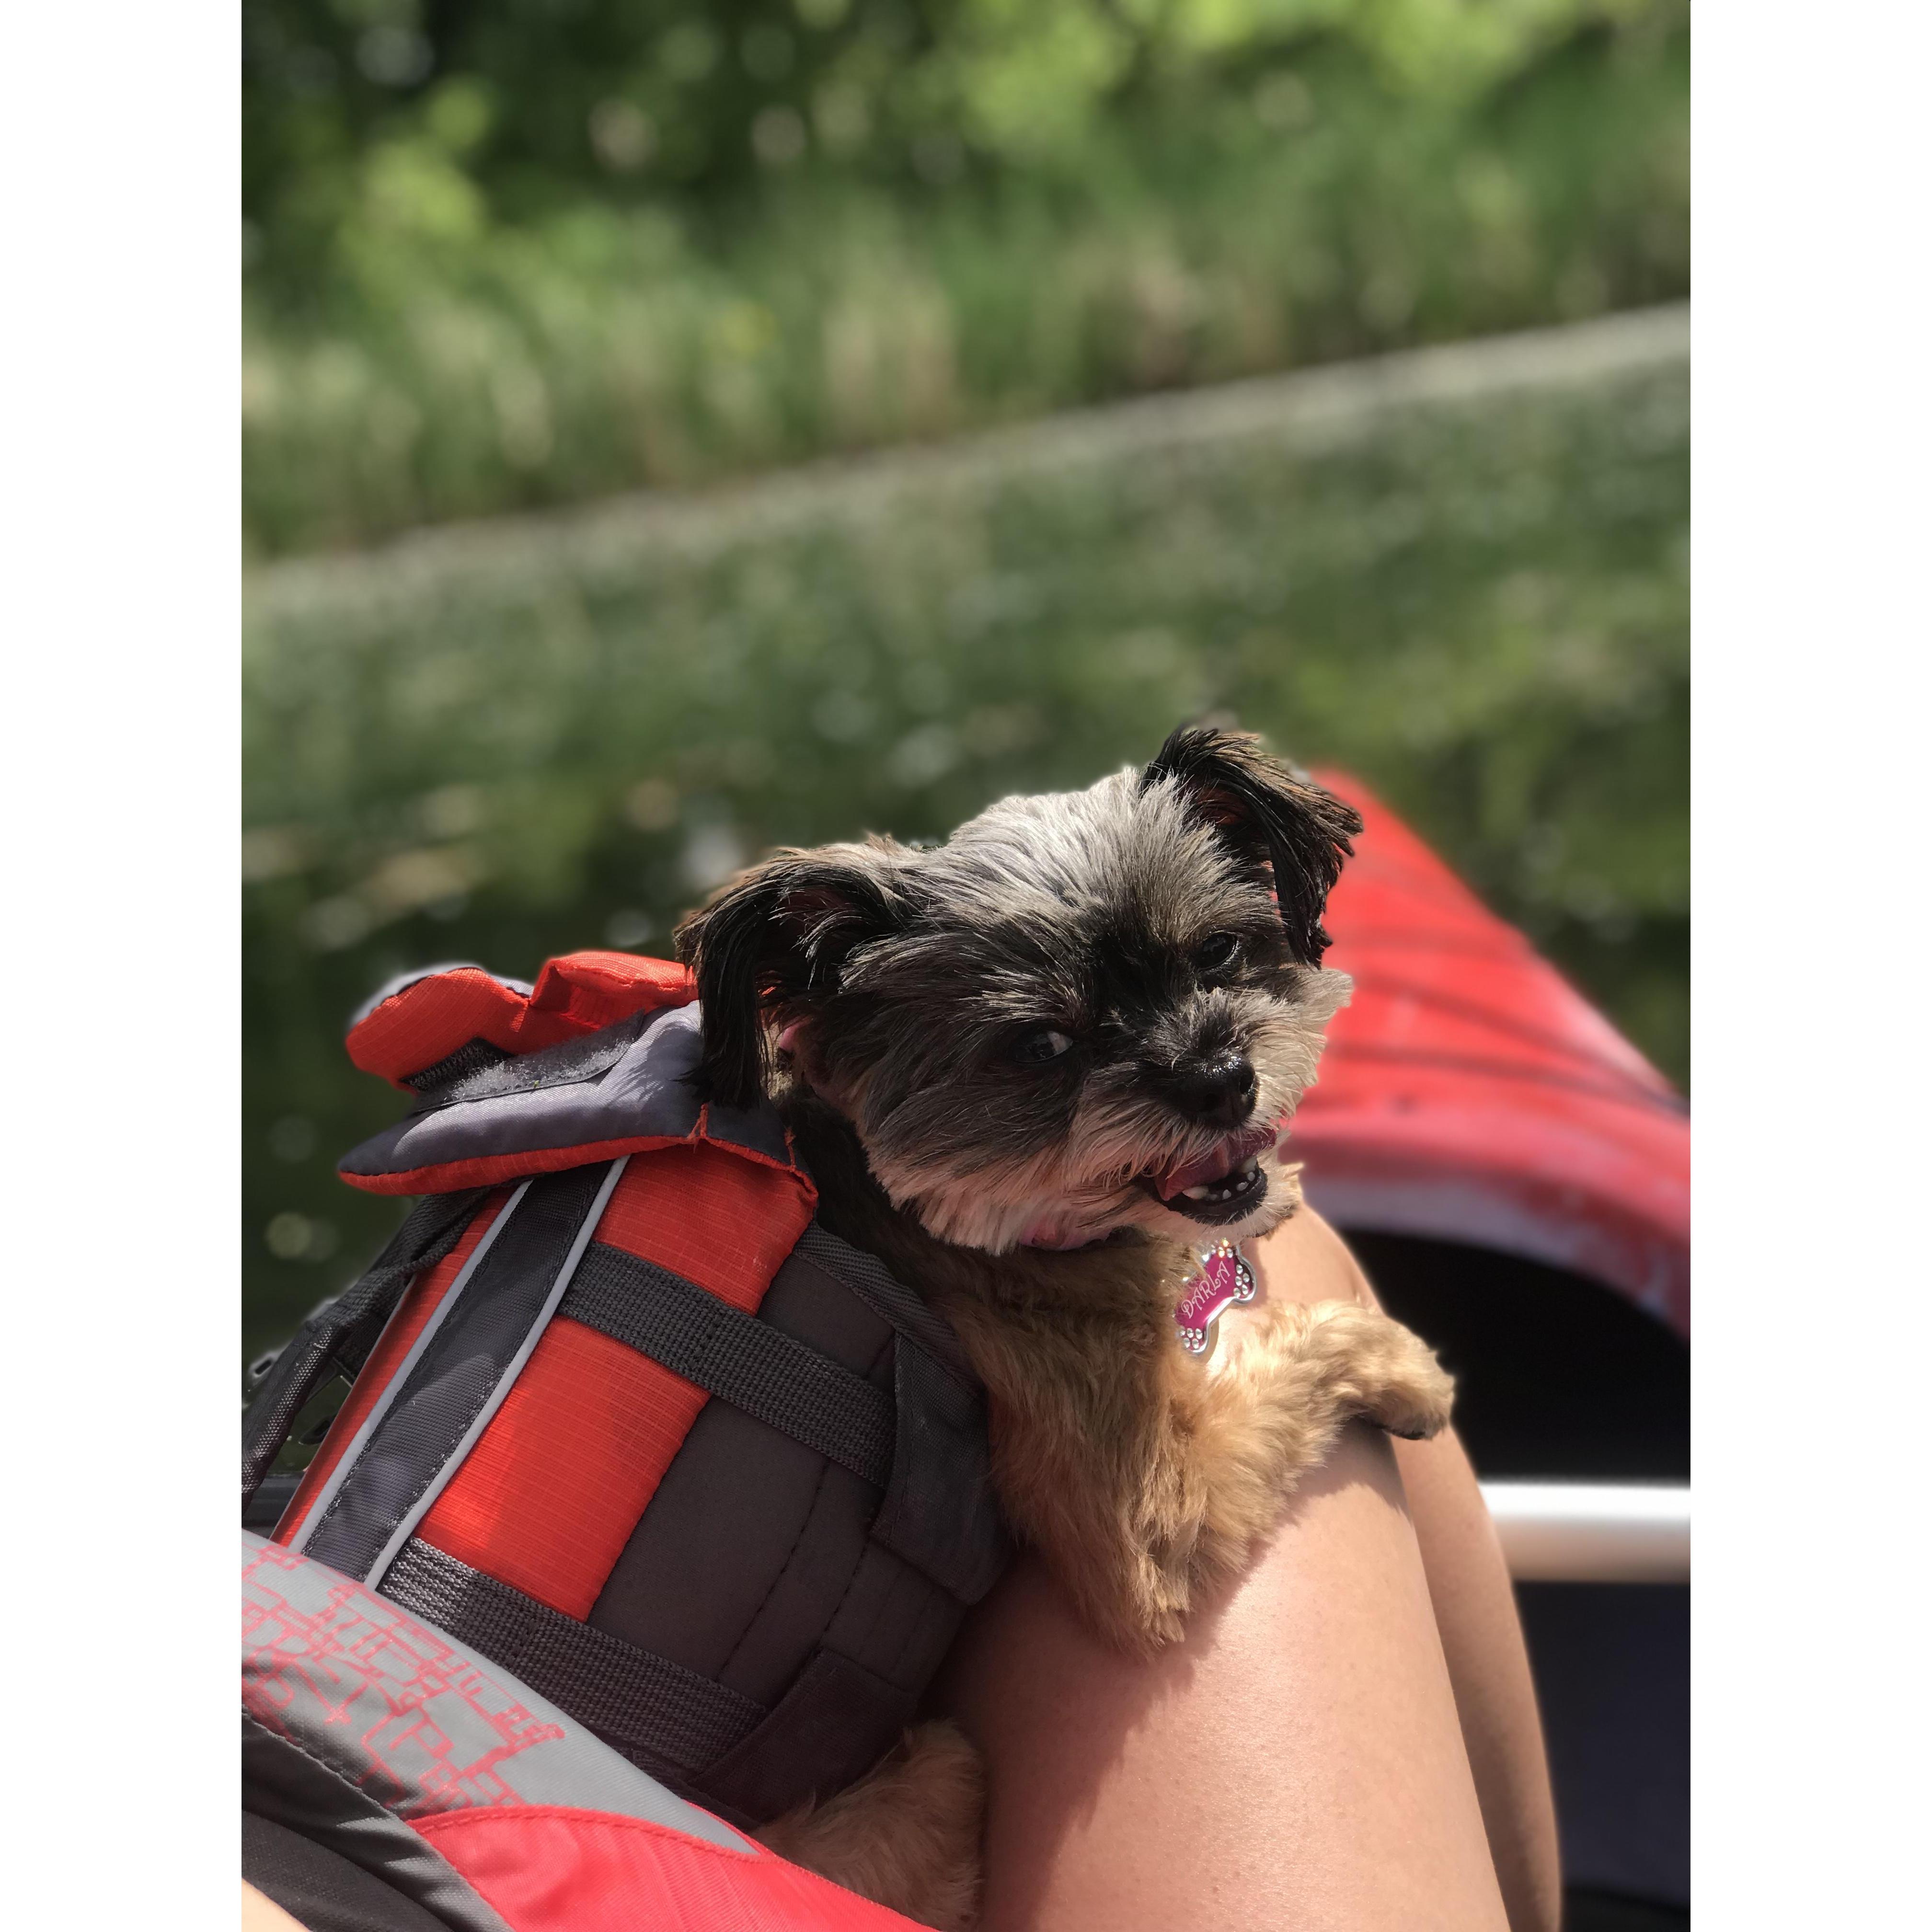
[679,724,1364,1254]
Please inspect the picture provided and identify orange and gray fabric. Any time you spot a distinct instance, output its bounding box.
[242,1532,926,1930]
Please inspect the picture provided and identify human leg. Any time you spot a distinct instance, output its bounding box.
[937,1421,1509,1932]
[1250,1208,1562,1932]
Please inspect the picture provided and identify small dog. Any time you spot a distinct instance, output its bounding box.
[676,724,1453,1927]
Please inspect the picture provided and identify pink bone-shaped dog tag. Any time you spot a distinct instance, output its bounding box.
[1173,1241,1257,1355]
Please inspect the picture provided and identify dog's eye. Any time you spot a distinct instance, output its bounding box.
[1192,932,1241,975]
[1011,1026,1075,1066]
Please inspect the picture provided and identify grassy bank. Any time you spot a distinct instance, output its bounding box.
[243,313,1688,1357]
[244,10,1686,555]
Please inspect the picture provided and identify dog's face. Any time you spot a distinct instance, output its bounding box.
[677,726,1362,1254]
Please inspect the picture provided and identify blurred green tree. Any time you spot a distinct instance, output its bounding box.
[243,0,1687,551]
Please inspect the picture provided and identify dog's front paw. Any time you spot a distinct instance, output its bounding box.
[1353,1314,1455,1441]
[1267,1300,1455,1443]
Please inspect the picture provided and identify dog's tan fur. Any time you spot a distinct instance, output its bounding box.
[755,1720,985,1932]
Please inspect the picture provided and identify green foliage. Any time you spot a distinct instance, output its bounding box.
[243,350,1688,1359]
[243,0,1687,552]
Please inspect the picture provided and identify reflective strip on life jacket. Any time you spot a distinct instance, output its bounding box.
[298,1160,631,1587]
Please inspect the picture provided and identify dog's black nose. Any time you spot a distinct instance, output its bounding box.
[1171,1055,1258,1128]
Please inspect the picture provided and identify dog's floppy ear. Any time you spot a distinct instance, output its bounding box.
[674,840,914,1108]
[1142,724,1363,964]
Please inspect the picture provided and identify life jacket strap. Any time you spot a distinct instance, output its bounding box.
[380,1537,768,1781]
[792,1222,974,1380]
[241,1185,488,1511]
[564,1242,897,1490]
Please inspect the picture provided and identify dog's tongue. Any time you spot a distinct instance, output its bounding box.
[1154,1143,1245,1202]
[1152,1125,1281,1201]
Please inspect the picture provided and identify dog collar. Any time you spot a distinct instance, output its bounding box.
[1174,1241,1257,1355]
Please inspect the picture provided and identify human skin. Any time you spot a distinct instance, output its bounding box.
[1387,1413,1564,1932]
[242,1883,307,1932]
[934,1206,1560,1932]
[1258,1208,1562,1932]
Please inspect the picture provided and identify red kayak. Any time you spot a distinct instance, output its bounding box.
[1296,772,1688,1338]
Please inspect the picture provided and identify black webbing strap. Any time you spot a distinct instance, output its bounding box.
[562,1243,897,1491]
[303,1163,618,1583]
[242,1189,488,1513]
[381,1540,766,1779]
[871,1335,1011,1602]
[791,1221,975,1380]
[792,1222,1010,1603]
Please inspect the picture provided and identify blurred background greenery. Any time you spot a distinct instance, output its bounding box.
[245,0,1686,553]
[243,0,1688,1359]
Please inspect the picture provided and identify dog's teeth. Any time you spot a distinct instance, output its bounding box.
[1173,1157,1263,1209]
